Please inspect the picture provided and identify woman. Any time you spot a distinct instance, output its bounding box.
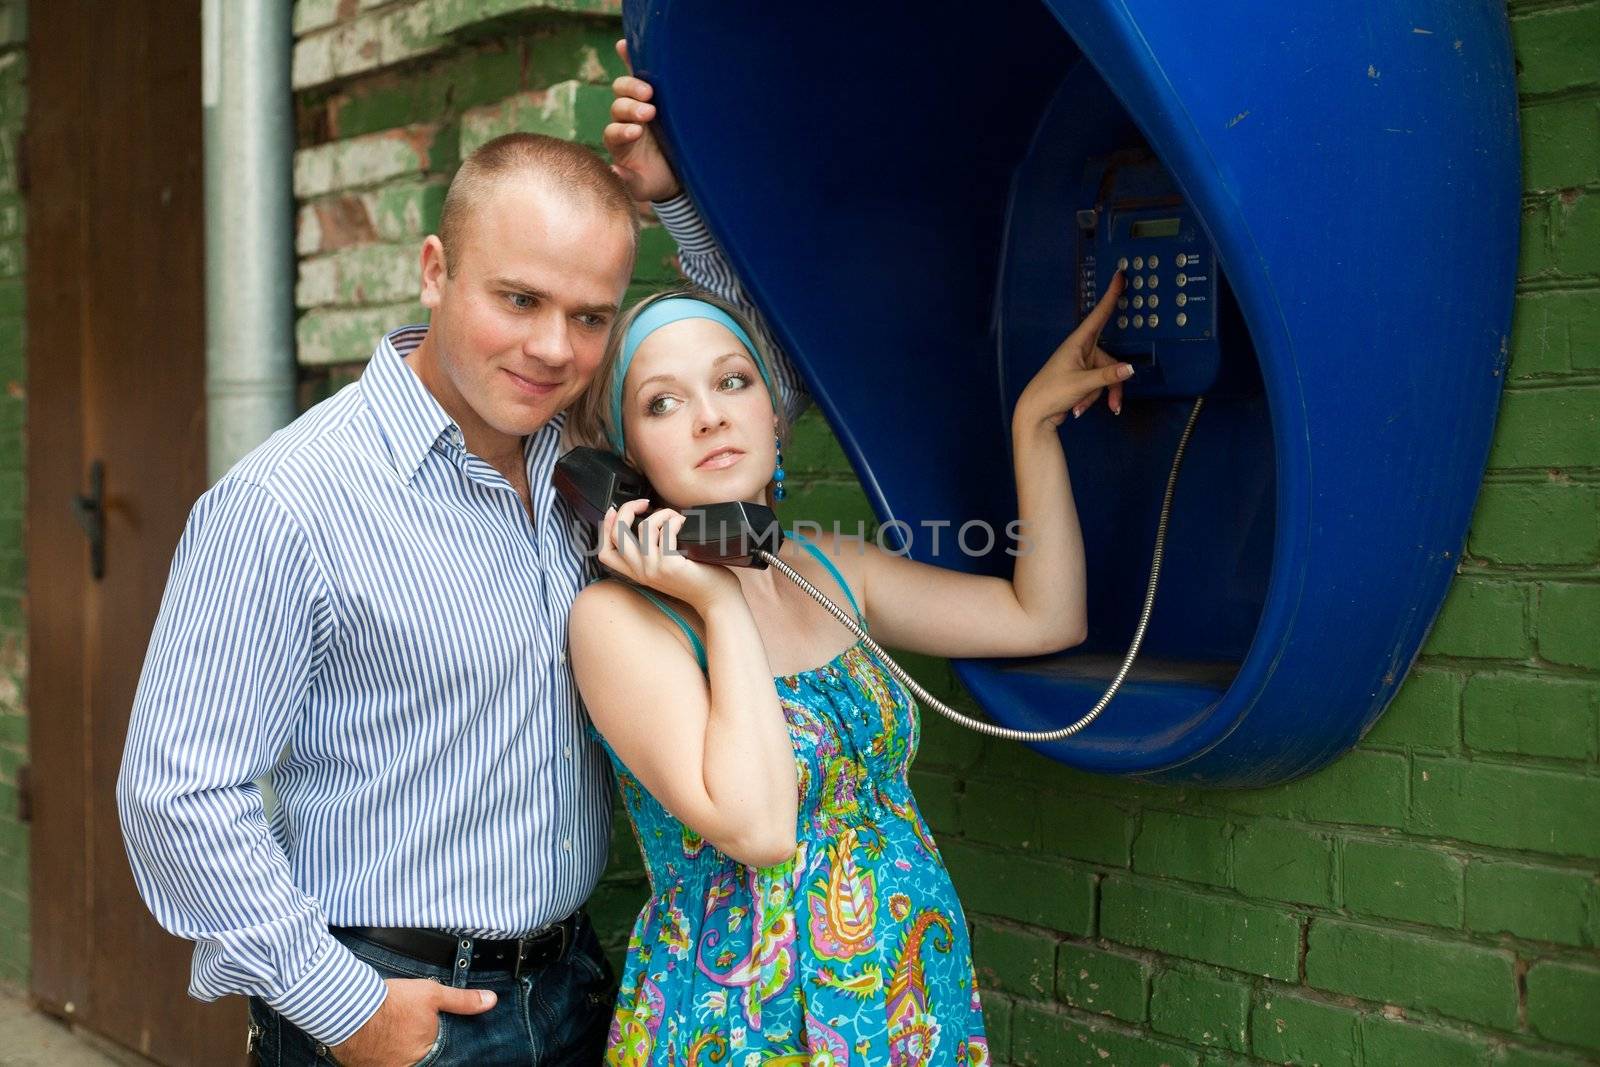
[566,280,1131,1066]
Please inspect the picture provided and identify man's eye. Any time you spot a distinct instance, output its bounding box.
[577,313,607,329]
[507,293,534,310]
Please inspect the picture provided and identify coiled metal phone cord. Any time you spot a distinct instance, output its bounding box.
[756,396,1206,742]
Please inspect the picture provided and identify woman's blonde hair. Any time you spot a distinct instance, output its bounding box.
[567,286,792,468]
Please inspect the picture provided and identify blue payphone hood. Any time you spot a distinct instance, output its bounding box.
[622,1,1520,786]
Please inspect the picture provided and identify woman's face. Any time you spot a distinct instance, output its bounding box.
[620,317,778,510]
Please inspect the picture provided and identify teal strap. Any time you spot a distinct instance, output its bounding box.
[791,531,865,627]
[627,584,708,673]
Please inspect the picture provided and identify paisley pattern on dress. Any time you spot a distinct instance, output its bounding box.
[597,632,988,1066]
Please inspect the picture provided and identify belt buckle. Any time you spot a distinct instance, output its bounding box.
[513,919,569,980]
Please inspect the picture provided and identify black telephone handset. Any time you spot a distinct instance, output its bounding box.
[554,447,784,568]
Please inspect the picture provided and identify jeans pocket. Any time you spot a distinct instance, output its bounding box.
[409,1013,449,1067]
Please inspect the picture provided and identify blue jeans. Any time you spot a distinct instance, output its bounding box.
[248,914,615,1066]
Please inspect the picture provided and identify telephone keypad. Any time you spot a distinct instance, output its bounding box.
[1085,203,1213,360]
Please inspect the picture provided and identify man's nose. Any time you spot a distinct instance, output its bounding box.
[521,311,575,366]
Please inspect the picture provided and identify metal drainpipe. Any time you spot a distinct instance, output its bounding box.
[202,0,296,482]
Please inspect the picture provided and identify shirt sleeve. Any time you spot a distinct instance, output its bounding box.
[116,477,387,1046]
[652,191,812,427]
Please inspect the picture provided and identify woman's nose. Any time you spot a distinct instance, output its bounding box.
[694,399,730,434]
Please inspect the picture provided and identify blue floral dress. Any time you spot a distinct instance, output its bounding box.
[590,536,988,1067]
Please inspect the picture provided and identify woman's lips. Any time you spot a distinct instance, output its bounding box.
[504,368,560,397]
[698,449,744,470]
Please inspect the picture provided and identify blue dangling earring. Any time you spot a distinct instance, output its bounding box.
[772,435,787,502]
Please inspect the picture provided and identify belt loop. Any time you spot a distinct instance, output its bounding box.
[454,936,472,989]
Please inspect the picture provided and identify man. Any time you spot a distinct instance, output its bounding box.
[118,51,805,1066]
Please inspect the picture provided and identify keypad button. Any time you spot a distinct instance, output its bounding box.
[1147,313,1160,328]
[1117,297,1128,310]
[1116,315,1129,329]
[1176,253,1188,268]
[1147,294,1159,309]
[1176,273,1187,287]
[1147,274,1159,288]
[1148,254,1160,269]
[1133,256,1144,269]
[1117,256,1129,270]
[1133,315,1145,328]
[1176,293,1187,307]
[1132,276,1144,289]
[1176,312,1188,327]
[1132,295,1144,309]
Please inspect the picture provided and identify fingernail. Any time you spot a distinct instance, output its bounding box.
[1072,407,1082,419]
[1118,365,1134,379]
[480,990,496,1008]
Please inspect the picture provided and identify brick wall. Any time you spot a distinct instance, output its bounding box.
[286,4,1600,1066]
[0,0,25,992]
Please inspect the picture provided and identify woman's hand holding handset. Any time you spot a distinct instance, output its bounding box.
[597,497,742,610]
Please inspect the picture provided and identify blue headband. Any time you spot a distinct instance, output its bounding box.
[607,297,776,454]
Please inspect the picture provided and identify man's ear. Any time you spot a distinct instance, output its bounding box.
[419,235,448,309]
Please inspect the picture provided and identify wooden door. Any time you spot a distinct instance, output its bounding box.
[26,2,244,1063]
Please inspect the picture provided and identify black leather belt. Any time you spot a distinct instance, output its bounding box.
[333,910,582,980]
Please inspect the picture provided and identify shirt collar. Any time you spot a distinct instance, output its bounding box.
[361,325,571,482]
[361,326,456,480]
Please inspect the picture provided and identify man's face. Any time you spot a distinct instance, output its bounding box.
[418,178,635,451]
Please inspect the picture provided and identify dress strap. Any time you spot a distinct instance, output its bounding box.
[790,531,866,628]
[617,581,708,673]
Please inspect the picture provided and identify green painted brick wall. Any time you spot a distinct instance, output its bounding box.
[0,0,24,992]
[287,2,1600,1064]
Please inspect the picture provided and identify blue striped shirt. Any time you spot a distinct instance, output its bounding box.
[117,194,808,1046]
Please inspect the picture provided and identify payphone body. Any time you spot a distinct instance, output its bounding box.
[621,1,1521,785]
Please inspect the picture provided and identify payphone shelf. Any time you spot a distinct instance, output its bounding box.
[1003,652,1238,689]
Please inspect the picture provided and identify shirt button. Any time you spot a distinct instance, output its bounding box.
[563,745,573,760]
[557,650,567,665]
[562,838,572,852]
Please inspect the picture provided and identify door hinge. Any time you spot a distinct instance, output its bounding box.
[74,460,106,581]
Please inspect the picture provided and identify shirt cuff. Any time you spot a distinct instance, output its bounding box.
[264,933,389,1047]
[651,192,717,256]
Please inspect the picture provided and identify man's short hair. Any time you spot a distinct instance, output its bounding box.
[437,132,639,275]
